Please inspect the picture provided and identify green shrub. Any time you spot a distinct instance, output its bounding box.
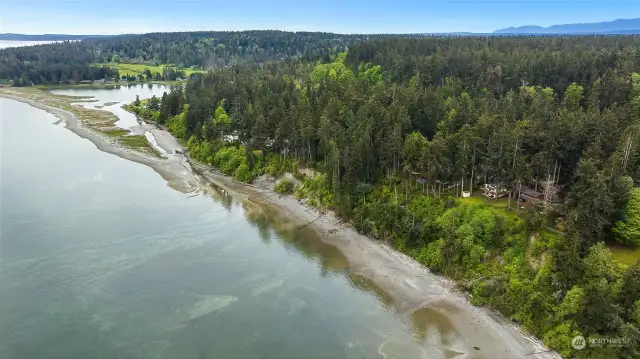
[275,179,295,194]
[266,164,280,176]
[213,146,244,174]
[233,163,253,182]
[294,174,334,207]
[167,112,186,139]
[613,188,640,245]
[531,231,556,257]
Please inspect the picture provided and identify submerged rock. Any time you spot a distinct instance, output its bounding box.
[251,279,284,297]
[188,295,238,320]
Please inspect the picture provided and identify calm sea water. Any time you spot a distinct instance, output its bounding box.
[0,90,461,358]
[0,40,57,49]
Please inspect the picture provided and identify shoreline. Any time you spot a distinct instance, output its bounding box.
[36,80,186,90]
[0,92,199,194]
[0,92,560,359]
[193,167,560,359]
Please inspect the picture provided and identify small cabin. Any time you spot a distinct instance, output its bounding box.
[481,183,507,199]
[519,186,544,203]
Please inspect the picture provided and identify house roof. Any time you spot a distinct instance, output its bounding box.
[521,187,543,198]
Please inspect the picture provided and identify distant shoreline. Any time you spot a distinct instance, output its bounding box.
[35,81,185,90]
[0,34,111,41]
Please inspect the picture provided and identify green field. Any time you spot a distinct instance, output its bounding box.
[460,191,510,208]
[609,243,640,266]
[98,63,202,77]
[458,191,521,219]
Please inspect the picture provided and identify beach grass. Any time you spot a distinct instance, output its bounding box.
[118,135,163,158]
[118,135,150,148]
[101,128,129,137]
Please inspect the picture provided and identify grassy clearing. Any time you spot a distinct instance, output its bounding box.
[462,191,510,208]
[458,192,521,219]
[609,243,640,265]
[98,63,202,77]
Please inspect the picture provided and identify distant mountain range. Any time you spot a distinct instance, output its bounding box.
[494,18,640,34]
[0,33,112,41]
[3,18,640,42]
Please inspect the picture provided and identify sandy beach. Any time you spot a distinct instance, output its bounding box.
[193,168,561,359]
[0,91,561,359]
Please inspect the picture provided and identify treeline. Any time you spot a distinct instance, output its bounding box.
[346,36,640,101]
[129,36,640,358]
[7,65,119,87]
[155,46,640,250]
[0,39,120,86]
[91,31,396,67]
[0,31,400,85]
[119,67,189,83]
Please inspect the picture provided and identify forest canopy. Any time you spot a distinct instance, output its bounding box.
[0,31,408,85]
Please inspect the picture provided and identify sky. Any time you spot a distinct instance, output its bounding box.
[2,0,639,35]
